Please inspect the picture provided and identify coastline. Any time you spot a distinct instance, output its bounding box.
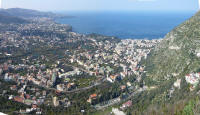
[54,11,194,40]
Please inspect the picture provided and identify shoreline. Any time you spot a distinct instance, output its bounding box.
[56,18,165,40]
[54,18,164,40]
[54,11,194,40]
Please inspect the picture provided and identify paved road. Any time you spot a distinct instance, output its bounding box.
[45,76,106,94]
[58,64,107,93]
[62,79,105,93]
[94,88,145,110]
[22,64,107,94]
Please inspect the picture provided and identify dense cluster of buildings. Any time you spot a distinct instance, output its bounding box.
[185,72,200,90]
[68,39,161,84]
[0,16,162,114]
[185,73,200,85]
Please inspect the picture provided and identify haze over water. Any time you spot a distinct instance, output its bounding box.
[56,11,195,39]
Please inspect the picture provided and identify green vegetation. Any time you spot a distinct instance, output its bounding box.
[2,8,200,115]
[91,107,113,115]
[143,11,200,82]
[125,11,200,115]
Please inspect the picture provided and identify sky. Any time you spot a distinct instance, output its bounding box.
[1,0,199,12]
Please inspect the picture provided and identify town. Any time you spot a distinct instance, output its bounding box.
[0,17,161,114]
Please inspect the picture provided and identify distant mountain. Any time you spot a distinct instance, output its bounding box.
[0,8,70,19]
[0,8,72,24]
[144,11,200,83]
[0,13,28,24]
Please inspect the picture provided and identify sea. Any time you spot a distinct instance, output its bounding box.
[56,11,196,39]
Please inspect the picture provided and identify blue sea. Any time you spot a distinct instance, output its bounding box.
[56,11,195,39]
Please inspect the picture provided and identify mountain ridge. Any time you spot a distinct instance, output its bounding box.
[143,11,200,83]
[0,8,71,19]
[0,13,28,24]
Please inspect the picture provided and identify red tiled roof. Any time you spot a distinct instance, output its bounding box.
[14,96,24,103]
[124,100,132,107]
[90,94,97,99]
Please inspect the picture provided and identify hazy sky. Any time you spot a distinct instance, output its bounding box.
[2,0,199,12]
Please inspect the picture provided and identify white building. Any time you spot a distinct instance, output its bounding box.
[185,73,200,85]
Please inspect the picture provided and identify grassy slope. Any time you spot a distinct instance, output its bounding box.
[122,11,200,115]
[144,11,200,83]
